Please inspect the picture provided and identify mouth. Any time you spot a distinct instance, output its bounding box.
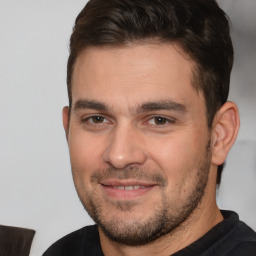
[100,180,157,200]
[108,185,147,190]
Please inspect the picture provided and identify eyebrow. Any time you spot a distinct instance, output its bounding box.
[138,100,186,113]
[73,100,108,111]
[73,99,186,113]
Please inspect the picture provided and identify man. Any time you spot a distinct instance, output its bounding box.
[44,0,256,255]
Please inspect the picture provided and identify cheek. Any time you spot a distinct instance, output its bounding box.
[147,131,206,184]
[68,130,105,176]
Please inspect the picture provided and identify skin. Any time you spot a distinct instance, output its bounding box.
[63,43,240,255]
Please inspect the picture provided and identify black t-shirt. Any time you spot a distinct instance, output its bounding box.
[43,211,256,255]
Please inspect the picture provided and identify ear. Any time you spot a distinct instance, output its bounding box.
[62,106,70,140]
[211,101,240,166]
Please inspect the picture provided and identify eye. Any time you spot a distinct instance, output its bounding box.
[89,116,107,123]
[148,116,174,126]
[82,115,109,124]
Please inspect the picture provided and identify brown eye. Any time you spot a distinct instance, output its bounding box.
[82,115,108,124]
[147,116,175,127]
[155,117,168,125]
[148,116,169,125]
[90,116,105,123]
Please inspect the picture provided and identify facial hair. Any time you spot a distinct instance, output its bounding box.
[72,140,212,246]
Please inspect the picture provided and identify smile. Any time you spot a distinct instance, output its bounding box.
[100,180,157,200]
[111,185,146,190]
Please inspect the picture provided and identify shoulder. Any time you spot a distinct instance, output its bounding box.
[224,210,256,243]
[43,225,103,256]
[227,220,256,255]
[214,211,256,255]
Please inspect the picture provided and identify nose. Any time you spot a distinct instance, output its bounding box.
[102,124,147,169]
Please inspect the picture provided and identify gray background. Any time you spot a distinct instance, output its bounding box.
[0,0,255,255]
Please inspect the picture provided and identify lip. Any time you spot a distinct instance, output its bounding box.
[100,179,157,200]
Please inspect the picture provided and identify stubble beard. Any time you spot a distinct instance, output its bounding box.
[72,141,212,246]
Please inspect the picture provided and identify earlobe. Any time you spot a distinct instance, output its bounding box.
[211,101,240,165]
[62,106,70,140]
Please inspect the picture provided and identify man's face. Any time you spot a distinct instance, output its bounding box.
[65,43,213,245]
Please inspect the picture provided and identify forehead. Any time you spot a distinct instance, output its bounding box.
[71,43,203,112]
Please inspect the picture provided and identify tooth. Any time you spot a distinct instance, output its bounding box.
[113,185,146,190]
[125,186,134,190]
[114,186,125,190]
